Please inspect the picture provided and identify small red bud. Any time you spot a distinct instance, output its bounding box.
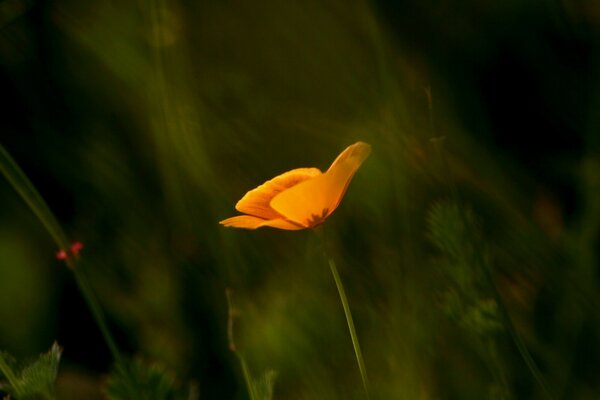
[70,241,84,255]
[56,241,84,263]
[56,249,68,261]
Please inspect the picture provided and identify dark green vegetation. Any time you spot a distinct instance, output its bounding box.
[0,1,598,399]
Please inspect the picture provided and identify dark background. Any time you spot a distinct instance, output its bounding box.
[0,0,598,399]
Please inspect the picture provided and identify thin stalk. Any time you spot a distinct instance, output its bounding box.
[0,145,69,253]
[314,227,371,399]
[226,289,257,400]
[237,354,257,400]
[72,268,122,363]
[0,354,21,393]
[478,249,553,399]
[0,143,122,364]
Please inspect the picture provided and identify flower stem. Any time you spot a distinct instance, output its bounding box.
[0,143,123,364]
[314,227,371,399]
[226,289,257,400]
[237,354,257,400]
[0,354,20,393]
[72,267,123,363]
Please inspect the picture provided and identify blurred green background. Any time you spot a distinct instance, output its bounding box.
[0,0,598,398]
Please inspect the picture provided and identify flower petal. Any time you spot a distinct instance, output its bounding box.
[327,141,372,173]
[219,215,305,230]
[235,167,322,220]
[270,142,371,227]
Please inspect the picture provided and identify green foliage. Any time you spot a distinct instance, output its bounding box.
[428,202,509,397]
[227,289,277,400]
[459,298,503,336]
[245,368,277,400]
[0,0,598,398]
[104,358,184,400]
[428,201,502,336]
[0,343,62,400]
[253,369,277,400]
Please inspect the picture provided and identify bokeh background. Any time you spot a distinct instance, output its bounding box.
[0,0,598,399]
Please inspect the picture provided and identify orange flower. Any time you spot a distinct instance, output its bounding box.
[220,142,371,230]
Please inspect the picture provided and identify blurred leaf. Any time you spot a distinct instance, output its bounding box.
[0,342,62,400]
[251,369,277,400]
[460,298,503,336]
[428,200,481,263]
[104,358,183,400]
[428,201,509,395]
[427,201,486,297]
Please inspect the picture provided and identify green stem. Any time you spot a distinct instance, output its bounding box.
[72,268,122,363]
[237,354,257,400]
[473,241,553,399]
[0,145,70,252]
[226,289,257,400]
[0,354,21,394]
[315,227,371,399]
[0,143,123,364]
